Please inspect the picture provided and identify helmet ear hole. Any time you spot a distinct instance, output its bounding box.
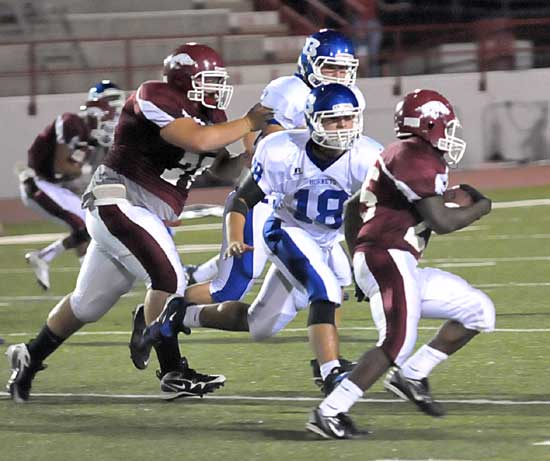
[428,121,435,129]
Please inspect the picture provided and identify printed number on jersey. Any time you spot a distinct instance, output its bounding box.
[294,188,348,229]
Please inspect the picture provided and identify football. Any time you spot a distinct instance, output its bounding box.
[443,186,474,208]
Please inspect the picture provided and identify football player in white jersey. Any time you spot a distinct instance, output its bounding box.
[184,29,362,294]
[131,83,384,398]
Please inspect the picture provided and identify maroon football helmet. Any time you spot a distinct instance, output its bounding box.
[163,42,233,110]
[79,98,117,148]
[394,89,466,165]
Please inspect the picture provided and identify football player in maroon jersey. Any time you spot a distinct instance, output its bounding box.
[306,89,495,439]
[19,112,92,290]
[6,43,272,402]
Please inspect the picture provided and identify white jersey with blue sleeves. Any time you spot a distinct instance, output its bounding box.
[260,75,366,130]
[252,129,383,248]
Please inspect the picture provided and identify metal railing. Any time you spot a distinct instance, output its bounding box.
[1,16,550,112]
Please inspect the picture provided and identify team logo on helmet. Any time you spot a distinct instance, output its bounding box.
[419,101,451,118]
[167,53,196,69]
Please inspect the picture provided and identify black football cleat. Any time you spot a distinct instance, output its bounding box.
[384,368,446,417]
[157,357,225,400]
[306,408,366,440]
[129,304,153,370]
[183,264,198,285]
[321,367,351,396]
[6,343,46,403]
[311,357,356,389]
[157,295,192,338]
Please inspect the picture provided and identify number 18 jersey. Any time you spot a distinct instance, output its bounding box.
[252,129,383,248]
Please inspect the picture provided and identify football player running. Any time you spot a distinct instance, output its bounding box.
[131,83,384,400]
[19,112,92,290]
[306,89,495,439]
[6,42,272,403]
[170,29,364,387]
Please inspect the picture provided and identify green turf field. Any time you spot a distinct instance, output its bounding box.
[1,185,549,461]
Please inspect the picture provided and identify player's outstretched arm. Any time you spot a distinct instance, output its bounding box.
[416,193,491,235]
[160,104,274,153]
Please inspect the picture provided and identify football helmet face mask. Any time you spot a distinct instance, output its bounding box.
[87,80,126,113]
[394,89,466,165]
[163,43,233,110]
[305,83,363,151]
[80,99,117,148]
[298,29,358,88]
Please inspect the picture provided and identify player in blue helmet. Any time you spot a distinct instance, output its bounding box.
[87,80,126,111]
[130,84,383,405]
[305,83,363,152]
[298,29,359,88]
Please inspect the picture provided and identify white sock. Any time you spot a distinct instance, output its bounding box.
[401,345,448,380]
[320,359,341,381]
[183,305,205,328]
[193,256,220,283]
[319,378,363,416]
[38,239,64,263]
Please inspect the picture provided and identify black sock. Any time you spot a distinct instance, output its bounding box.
[27,324,65,364]
[153,335,182,376]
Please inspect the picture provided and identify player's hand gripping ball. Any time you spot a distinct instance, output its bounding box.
[443,185,474,208]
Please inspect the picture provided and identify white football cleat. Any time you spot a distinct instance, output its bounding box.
[25,251,50,290]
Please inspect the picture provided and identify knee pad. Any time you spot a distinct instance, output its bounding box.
[307,300,336,326]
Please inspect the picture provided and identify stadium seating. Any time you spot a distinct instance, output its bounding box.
[0,0,294,96]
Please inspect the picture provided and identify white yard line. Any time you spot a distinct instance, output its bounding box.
[1,197,548,246]
[434,262,496,268]
[0,391,549,405]
[493,198,550,208]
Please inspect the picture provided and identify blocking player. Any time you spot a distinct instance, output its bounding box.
[6,42,272,402]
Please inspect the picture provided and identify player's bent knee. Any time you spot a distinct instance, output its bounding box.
[477,292,496,332]
[70,291,113,323]
[249,311,296,341]
[307,300,336,326]
[463,291,496,333]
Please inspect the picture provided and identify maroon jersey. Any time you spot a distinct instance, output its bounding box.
[28,113,89,182]
[355,137,449,259]
[103,80,227,215]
